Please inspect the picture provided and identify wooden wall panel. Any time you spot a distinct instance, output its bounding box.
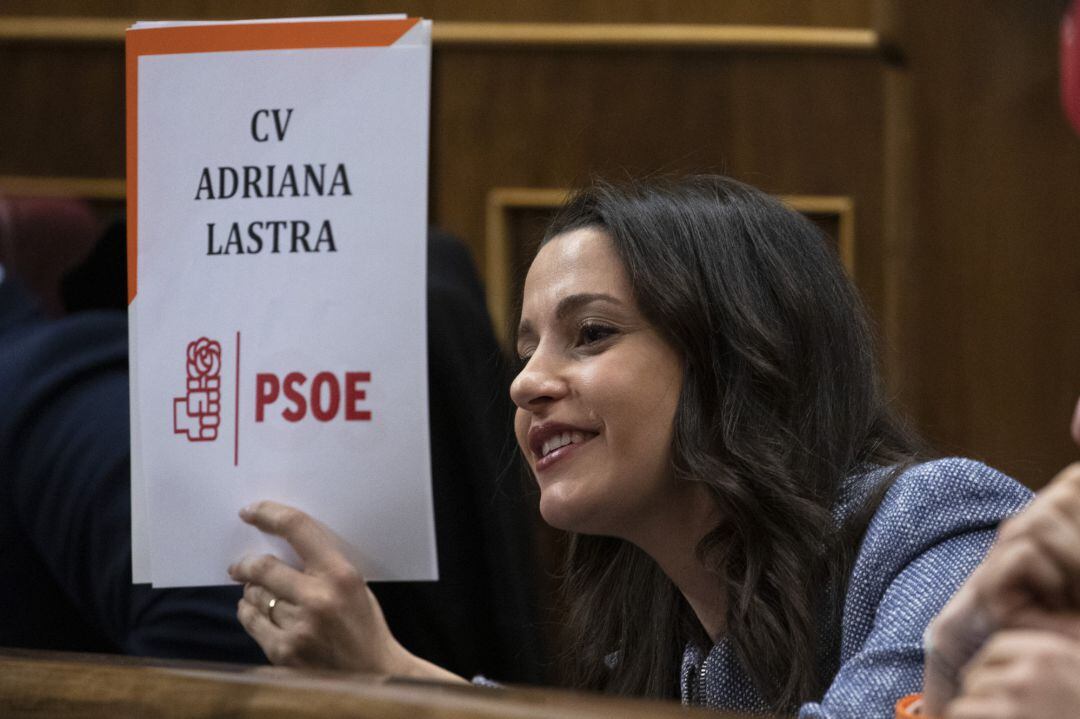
[431,48,885,337]
[0,44,124,177]
[880,0,1080,488]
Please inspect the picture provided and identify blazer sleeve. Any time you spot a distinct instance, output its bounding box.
[798,458,1033,719]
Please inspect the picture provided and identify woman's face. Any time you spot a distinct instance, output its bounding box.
[511,227,684,537]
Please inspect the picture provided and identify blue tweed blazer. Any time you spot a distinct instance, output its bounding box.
[680,458,1032,718]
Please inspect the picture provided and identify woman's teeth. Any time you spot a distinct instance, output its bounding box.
[541,431,585,458]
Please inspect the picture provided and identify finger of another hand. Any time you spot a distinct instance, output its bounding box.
[996,498,1080,606]
[1009,609,1080,640]
[239,501,343,571]
[958,658,1008,699]
[944,696,1012,719]
[922,649,963,716]
[965,629,1078,673]
[922,588,990,716]
[975,538,1071,614]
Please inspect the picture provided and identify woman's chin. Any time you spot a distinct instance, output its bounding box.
[538,489,603,534]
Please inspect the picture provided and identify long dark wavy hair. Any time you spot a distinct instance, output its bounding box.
[538,176,923,711]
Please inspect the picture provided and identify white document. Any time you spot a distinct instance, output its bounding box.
[127,16,436,587]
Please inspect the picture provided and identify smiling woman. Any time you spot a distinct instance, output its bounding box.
[229,175,1031,718]
[512,230,688,539]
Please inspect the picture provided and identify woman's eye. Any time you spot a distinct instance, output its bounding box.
[578,322,616,346]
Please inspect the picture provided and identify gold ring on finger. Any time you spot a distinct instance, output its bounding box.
[267,597,279,627]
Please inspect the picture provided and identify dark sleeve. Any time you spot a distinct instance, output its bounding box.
[0,281,265,662]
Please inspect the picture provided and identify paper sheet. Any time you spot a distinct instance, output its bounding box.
[128,17,436,587]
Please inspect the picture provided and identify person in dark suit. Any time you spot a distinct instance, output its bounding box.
[0,214,542,682]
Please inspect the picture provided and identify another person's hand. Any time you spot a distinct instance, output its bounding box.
[228,501,464,683]
[943,626,1080,719]
[923,398,1080,715]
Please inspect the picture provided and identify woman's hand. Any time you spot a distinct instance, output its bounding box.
[228,501,464,683]
[943,627,1080,719]
[924,399,1080,715]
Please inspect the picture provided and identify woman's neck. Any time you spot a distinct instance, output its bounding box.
[626,482,726,643]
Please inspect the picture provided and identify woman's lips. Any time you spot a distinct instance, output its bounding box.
[534,433,597,472]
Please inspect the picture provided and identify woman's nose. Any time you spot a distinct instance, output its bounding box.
[510,349,569,411]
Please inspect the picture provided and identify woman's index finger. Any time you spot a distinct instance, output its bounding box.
[240,500,340,569]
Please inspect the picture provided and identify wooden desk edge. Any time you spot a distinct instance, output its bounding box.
[0,648,751,718]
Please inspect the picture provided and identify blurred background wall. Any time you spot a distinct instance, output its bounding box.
[0,0,1077,492]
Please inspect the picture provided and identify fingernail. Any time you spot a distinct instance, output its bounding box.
[239,504,255,519]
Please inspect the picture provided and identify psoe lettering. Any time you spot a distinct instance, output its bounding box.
[255,371,372,423]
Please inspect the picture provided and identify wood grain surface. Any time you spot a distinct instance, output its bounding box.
[0,649,749,719]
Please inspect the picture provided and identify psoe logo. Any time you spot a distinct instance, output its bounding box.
[173,337,222,442]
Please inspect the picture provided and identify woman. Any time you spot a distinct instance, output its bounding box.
[229,176,1031,716]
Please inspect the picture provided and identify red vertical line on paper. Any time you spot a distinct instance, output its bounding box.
[234,331,241,467]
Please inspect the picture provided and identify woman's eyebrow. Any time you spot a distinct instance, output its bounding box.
[516,293,624,344]
[554,292,623,320]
